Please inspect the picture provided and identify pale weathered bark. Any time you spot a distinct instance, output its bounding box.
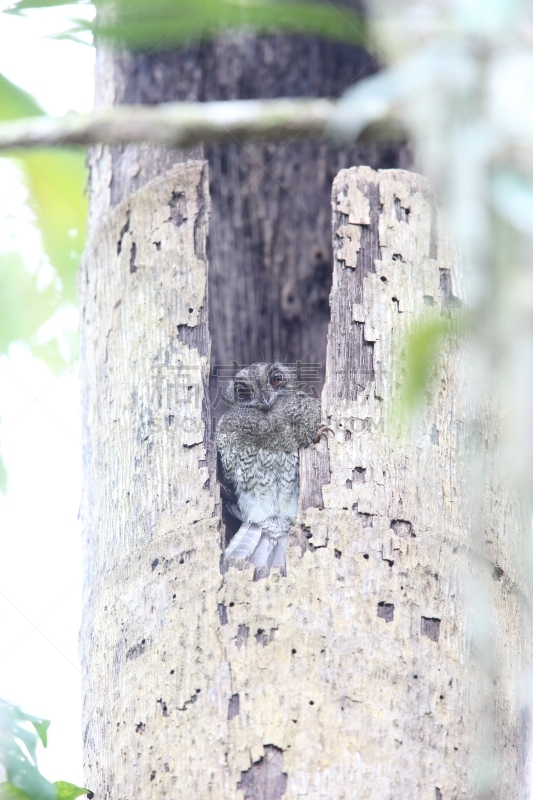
[80,164,531,799]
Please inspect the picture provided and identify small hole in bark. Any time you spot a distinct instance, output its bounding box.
[421,617,441,642]
[291,649,296,654]
[196,688,201,693]
[346,479,352,489]
[353,467,366,483]
[237,745,288,799]
[345,429,352,441]
[170,670,174,674]
[117,211,130,255]
[157,699,169,717]
[492,566,504,581]
[334,549,342,559]
[391,519,414,538]
[141,639,145,644]
[413,674,418,679]
[150,771,156,781]
[135,722,145,733]
[154,241,161,250]
[129,241,137,273]
[439,695,444,700]
[229,602,235,607]
[228,693,240,720]
[394,197,410,223]
[189,308,194,313]
[309,701,314,705]
[380,275,387,282]
[363,553,369,560]
[179,557,184,564]
[172,593,176,599]
[236,624,249,649]
[377,601,394,622]
[169,190,187,225]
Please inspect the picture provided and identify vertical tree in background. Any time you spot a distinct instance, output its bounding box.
[88,22,411,375]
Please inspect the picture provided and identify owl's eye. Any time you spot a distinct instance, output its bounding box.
[235,381,253,401]
[270,370,283,388]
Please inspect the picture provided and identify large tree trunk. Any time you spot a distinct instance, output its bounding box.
[79,160,531,798]
[88,33,411,386]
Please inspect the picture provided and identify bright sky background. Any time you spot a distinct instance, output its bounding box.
[0,1,95,786]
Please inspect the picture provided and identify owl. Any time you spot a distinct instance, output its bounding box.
[216,362,325,578]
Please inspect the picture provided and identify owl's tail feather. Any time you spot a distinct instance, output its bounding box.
[224,522,261,562]
[249,534,273,567]
[249,535,287,569]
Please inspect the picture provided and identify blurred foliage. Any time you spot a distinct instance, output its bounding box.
[0,73,86,369]
[5,0,367,50]
[396,314,460,420]
[0,699,89,800]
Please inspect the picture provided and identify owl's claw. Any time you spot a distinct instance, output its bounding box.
[313,424,333,444]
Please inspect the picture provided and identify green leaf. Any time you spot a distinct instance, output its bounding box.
[0,73,87,365]
[0,701,90,800]
[397,315,459,417]
[54,782,90,800]
[0,782,33,800]
[0,73,43,122]
[28,722,49,752]
[6,0,367,49]
[0,700,56,800]
[17,148,88,306]
[4,0,87,12]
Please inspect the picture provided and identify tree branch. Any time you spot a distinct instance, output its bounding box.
[0,98,404,151]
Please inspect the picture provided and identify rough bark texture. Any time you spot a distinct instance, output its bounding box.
[314,166,531,798]
[80,163,531,799]
[79,160,219,796]
[88,34,411,385]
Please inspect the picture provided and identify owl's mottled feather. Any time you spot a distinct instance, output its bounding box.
[216,362,321,578]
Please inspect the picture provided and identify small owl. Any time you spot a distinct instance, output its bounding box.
[216,362,324,578]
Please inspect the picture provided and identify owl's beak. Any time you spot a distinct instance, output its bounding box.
[259,392,277,410]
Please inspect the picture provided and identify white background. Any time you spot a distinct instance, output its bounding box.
[0,1,94,785]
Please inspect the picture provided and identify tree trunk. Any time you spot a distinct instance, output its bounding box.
[80,159,531,798]
[88,34,411,389]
